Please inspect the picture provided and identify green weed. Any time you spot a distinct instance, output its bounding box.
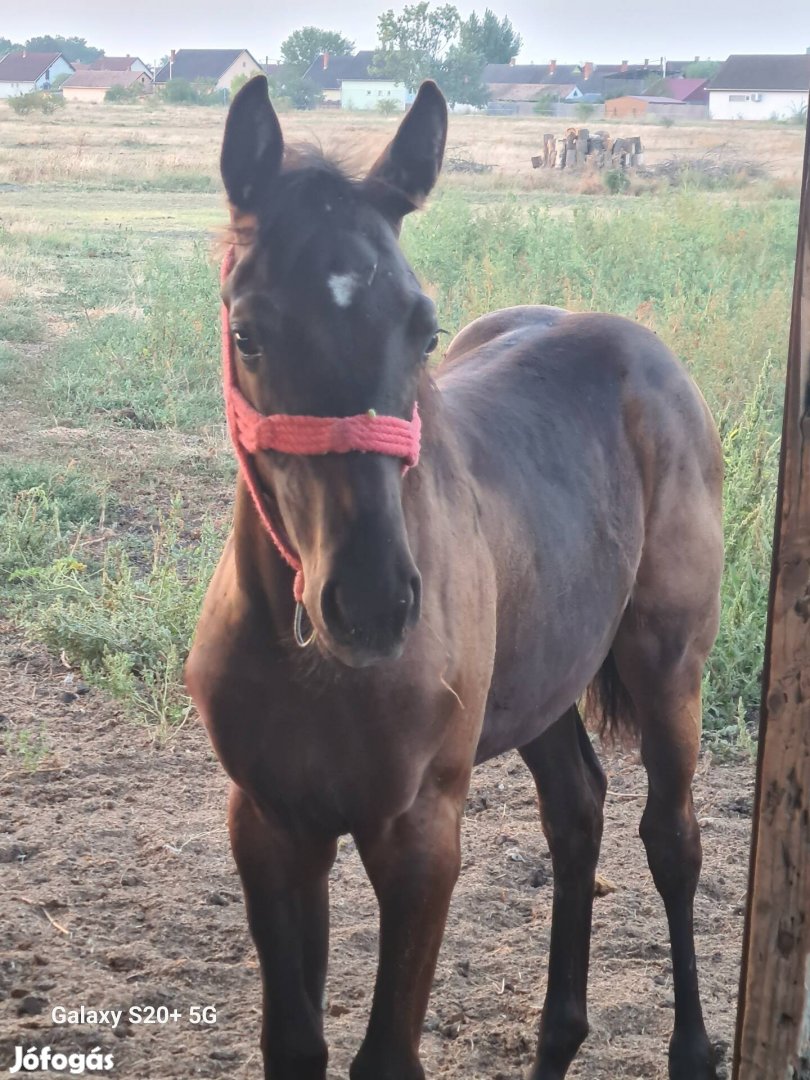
[48,243,221,429]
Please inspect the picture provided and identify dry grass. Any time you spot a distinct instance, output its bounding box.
[0,99,804,193]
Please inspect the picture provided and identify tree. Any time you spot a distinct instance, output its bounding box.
[684,60,721,79]
[436,45,490,107]
[372,2,498,106]
[0,37,23,56]
[268,68,323,109]
[459,9,521,64]
[24,35,103,62]
[373,2,460,90]
[280,27,354,72]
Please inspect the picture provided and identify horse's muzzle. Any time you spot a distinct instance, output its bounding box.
[318,569,422,667]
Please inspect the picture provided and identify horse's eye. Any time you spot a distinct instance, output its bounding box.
[232,327,260,359]
[425,333,440,355]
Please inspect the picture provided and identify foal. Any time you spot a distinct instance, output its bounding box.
[187,76,723,1080]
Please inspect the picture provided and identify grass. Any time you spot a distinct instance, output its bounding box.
[0,102,802,744]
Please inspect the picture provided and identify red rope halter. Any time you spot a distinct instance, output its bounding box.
[220,248,421,606]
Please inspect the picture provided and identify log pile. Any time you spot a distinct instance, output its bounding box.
[531,129,644,170]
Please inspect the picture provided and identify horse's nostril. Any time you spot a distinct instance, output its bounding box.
[321,579,349,636]
[409,574,422,624]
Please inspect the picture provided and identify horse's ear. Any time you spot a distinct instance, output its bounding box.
[220,75,283,215]
[363,80,448,229]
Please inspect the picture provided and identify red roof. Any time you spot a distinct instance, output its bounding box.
[646,77,709,102]
[0,51,70,82]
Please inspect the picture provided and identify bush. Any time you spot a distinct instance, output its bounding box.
[604,168,630,194]
[377,97,400,115]
[575,101,596,121]
[532,93,555,116]
[162,78,199,104]
[8,91,64,115]
[105,84,140,103]
[231,73,250,97]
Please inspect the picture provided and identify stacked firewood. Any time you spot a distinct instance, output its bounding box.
[532,130,644,170]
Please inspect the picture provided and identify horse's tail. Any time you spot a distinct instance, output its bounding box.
[584,649,640,744]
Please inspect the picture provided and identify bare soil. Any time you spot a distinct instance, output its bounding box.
[1,623,753,1079]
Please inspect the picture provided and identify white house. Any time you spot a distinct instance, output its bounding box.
[341,78,410,111]
[709,54,810,121]
[304,51,410,110]
[0,51,74,98]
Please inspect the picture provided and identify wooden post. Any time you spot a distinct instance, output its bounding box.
[732,111,810,1080]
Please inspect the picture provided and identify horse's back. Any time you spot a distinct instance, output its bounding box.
[437,306,723,759]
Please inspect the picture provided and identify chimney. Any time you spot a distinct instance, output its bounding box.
[323,51,329,70]
[643,58,649,67]
[549,58,557,74]
[694,55,700,62]
[170,49,176,63]
[583,61,593,80]
[620,59,628,73]
[509,55,516,66]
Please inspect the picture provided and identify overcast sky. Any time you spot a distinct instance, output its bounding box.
[5,0,809,66]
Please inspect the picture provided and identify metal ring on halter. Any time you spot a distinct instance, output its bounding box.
[293,602,316,648]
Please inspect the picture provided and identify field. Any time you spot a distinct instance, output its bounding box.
[0,97,804,1079]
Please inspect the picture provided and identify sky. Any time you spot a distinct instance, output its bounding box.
[4,0,809,67]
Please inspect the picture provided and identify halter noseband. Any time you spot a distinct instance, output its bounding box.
[220,248,421,638]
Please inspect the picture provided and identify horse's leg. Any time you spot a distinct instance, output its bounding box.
[612,614,718,1080]
[349,783,465,1080]
[521,705,606,1080]
[229,785,337,1080]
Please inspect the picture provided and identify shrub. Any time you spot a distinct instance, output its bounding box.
[105,84,140,103]
[162,78,198,104]
[575,101,596,121]
[231,73,250,97]
[604,168,630,194]
[377,97,400,115]
[8,90,64,115]
[532,93,555,116]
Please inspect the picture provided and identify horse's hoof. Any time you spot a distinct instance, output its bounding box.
[668,1032,717,1080]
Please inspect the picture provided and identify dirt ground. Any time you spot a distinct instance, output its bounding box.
[1,621,753,1079]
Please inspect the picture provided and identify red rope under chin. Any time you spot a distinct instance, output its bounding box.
[220,248,421,604]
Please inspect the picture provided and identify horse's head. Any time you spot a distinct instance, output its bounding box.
[220,76,447,668]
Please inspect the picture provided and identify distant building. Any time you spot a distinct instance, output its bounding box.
[606,95,687,119]
[643,76,710,104]
[154,49,263,92]
[304,51,410,109]
[0,50,74,98]
[61,69,153,103]
[709,54,810,120]
[74,56,151,75]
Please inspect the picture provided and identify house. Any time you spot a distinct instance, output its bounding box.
[709,54,810,120]
[154,49,263,92]
[303,51,410,110]
[61,69,153,103]
[606,95,686,119]
[644,76,709,104]
[0,51,74,98]
[485,60,617,114]
[301,51,407,109]
[75,56,151,75]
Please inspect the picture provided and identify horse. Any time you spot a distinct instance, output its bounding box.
[186,75,724,1080]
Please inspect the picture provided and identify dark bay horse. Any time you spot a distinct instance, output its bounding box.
[186,75,723,1080]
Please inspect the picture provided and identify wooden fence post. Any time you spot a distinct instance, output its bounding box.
[732,111,810,1079]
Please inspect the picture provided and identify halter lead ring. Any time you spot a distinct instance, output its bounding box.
[220,248,422,646]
